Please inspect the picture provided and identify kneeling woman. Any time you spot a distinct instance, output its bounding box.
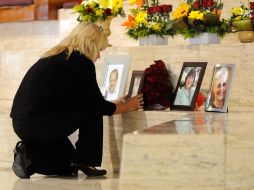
[10,23,143,178]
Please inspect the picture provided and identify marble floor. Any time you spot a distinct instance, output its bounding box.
[0,162,119,190]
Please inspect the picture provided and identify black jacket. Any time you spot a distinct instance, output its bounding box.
[10,50,116,120]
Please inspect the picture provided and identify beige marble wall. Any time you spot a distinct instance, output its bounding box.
[101,43,253,107]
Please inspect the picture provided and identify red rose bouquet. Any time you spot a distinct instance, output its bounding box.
[142,60,173,109]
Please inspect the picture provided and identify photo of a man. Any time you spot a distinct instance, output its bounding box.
[104,64,123,100]
[108,69,118,95]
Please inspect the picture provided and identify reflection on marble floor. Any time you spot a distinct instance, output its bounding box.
[0,164,119,190]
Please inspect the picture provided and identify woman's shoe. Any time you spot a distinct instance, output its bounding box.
[12,141,33,178]
[80,166,107,177]
[71,163,107,177]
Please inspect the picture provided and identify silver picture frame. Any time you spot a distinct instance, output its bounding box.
[205,64,235,113]
[101,53,131,101]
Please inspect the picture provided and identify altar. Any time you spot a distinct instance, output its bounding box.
[98,43,254,189]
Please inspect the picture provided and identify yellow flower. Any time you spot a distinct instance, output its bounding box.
[188,10,204,20]
[172,3,189,20]
[99,0,108,9]
[129,0,136,5]
[152,23,162,31]
[112,0,123,14]
[88,1,97,8]
[135,11,147,24]
[95,9,104,17]
[232,7,244,16]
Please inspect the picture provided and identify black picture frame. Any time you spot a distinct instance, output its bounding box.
[127,71,145,97]
[205,64,235,113]
[171,62,207,111]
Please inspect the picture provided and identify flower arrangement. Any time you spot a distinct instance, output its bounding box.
[228,1,254,31]
[172,0,230,38]
[121,0,174,40]
[142,60,173,109]
[73,0,125,22]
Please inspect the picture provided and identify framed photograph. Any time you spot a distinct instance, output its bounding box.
[102,54,131,101]
[171,62,207,111]
[205,64,235,113]
[127,71,145,97]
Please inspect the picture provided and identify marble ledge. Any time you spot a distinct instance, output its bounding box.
[104,41,254,50]
[119,109,254,190]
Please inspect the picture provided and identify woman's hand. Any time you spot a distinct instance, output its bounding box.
[112,95,128,104]
[125,94,143,111]
[114,94,143,114]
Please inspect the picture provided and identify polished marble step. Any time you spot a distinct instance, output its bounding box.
[119,110,254,190]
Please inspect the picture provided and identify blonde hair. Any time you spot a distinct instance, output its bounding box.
[42,22,108,62]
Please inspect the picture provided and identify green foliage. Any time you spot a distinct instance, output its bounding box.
[179,18,231,38]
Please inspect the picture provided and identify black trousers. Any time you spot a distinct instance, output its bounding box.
[13,110,103,175]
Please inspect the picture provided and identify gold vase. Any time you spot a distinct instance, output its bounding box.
[237,31,254,43]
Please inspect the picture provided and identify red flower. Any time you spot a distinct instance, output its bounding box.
[154,60,165,67]
[193,1,200,9]
[207,0,213,7]
[160,4,172,13]
[143,60,173,108]
[86,8,93,13]
[77,0,83,5]
[146,76,155,83]
[202,0,208,8]
[147,6,162,14]
[251,12,254,20]
[104,8,112,15]
[250,2,254,10]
